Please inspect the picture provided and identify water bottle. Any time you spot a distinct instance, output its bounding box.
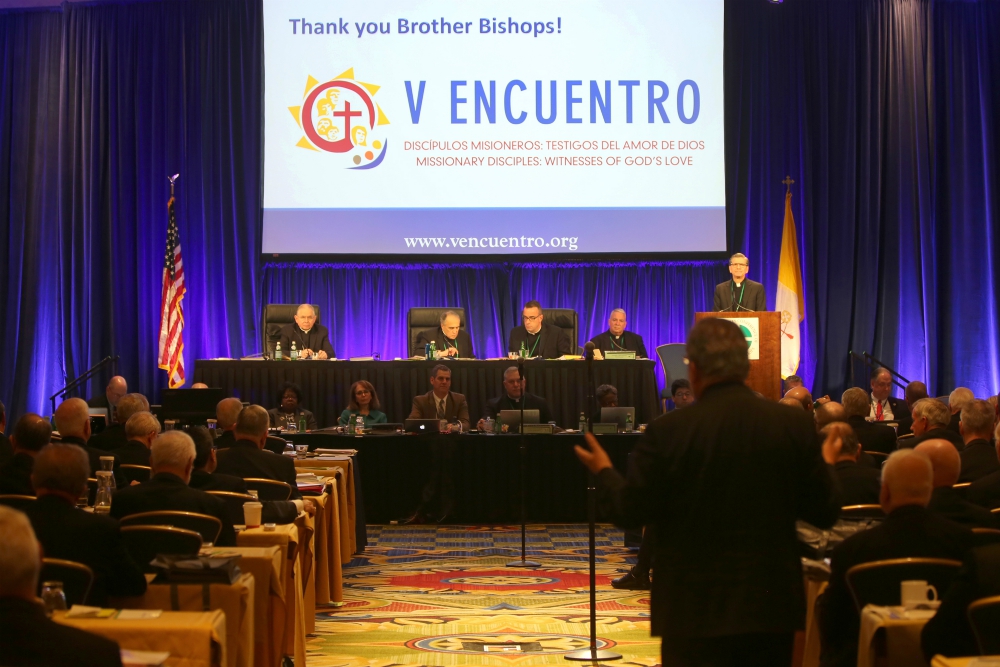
[355,414,364,435]
[429,341,437,359]
[424,342,431,359]
[520,341,527,359]
[275,341,282,360]
[94,471,113,514]
[578,411,587,433]
[298,414,307,433]
[99,457,116,492]
[347,416,355,435]
[41,582,67,616]
[625,412,633,433]
[290,341,299,360]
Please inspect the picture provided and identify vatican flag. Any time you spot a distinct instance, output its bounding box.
[776,190,804,378]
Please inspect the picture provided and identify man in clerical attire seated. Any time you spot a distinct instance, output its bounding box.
[507,300,573,359]
[277,303,335,359]
[713,252,767,312]
[413,310,475,358]
[589,308,648,359]
[478,366,555,429]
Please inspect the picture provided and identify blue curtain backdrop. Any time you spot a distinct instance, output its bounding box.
[2,0,999,423]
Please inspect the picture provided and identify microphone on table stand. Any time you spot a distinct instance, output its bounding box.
[507,356,540,568]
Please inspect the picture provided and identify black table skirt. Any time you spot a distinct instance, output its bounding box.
[193,359,660,431]
[288,432,639,524]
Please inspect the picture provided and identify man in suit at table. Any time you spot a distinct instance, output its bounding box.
[0,506,124,667]
[900,397,966,451]
[589,309,648,359]
[868,367,910,424]
[713,252,767,312]
[110,430,236,546]
[407,364,471,431]
[26,443,147,606]
[841,387,898,455]
[214,405,302,500]
[575,317,842,667]
[113,411,161,467]
[958,399,1000,482]
[87,375,128,424]
[277,303,335,359]
[88,392,148,452]
[478,365,554,429]
[214,397,244,450]
[414,310,475,358]
[507,300,574,359]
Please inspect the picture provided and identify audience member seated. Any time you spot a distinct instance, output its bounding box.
[0,400,11,467]
[784,386,814,414]
[477,365,552,429]
[948,387,975,434]
[902,397,966,451]
[110,431,236,546]
[589,308,648,358]
[215,405,302,500]
[0,414,52,496]
[338,380,388,428]
[267,381,318,431]
[0,506,124,667]
[921,543,1000,660]
[88,392,149,451]
[818,449,974,667]
[187,427,303,523]
[824,422,881,506]
[87,375,128,424]
[278,303,335,359]
[660,378,695,413]
[915,439,999,529]
[413,310,475,358]
[958,399,1000,482]
[779,397,804,410]
[408,364,471,431]
[841,387,898,454]
[26,443,146,605]
[869,367,910,423]
[897,380,929,436]
[815,401,846,430]
[55,398,126,487]
[784,375,804,392]
[967,421,1000,510]
[507,300,573,359]
[113,411,161,467]
[214,397,243,449]
[590,383,618,424]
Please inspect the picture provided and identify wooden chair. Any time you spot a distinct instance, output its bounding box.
[992,507,1000,515]
[968,595,1000,655]
[243,478,292,501]
[839,504,885,519]
[119,464,152,484]
[39,558,94,606]
[0,495,36,511]
[863,451,889,462]
[120,525,203,572]
[971,528,1000,547]
[953,481,972,498]
[120,511,222,544]
[845,557,963,611]
[206,491,256,526]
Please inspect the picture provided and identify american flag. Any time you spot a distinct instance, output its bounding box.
[157,185,186,388]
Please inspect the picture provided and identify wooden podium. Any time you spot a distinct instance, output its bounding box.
[694,311,782,400]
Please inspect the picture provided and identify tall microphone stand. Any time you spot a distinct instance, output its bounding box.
[507,359,539,568]
[567,342,620,663]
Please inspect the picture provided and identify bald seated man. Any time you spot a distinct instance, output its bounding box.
[783,386,813,413]
[815,402,847,430]
[778,397,803,410]
[88,392,149,451]
[277,304,335,359]
[818,449,974,667]
[915,439,999,529]
[88,375,128,422]
[54,398,126,487]
[823,422,880,506]
[214,397,244,449]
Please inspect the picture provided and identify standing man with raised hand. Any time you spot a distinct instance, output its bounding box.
[713,253,766,312]
[278,303,335,359]
[574,317,842,667]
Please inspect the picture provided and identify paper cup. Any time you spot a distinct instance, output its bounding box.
[243,501,263,528]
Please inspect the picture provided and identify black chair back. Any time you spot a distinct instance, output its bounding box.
[205,491,256,526]
[968,595,1000,655]
[542,308,578,353]
[120,525,203,573]
[119,464,152,484]
[845,557,962,611]
[243,478,292,501]
[406,307,467,357]
[120,511,223,544]
[262,303,321,358]
[265,436,290,455]
[0,495,36,512]
[39,558,94,606]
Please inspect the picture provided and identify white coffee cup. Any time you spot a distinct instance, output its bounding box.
[243,501,263,528]
[901,580,938,606]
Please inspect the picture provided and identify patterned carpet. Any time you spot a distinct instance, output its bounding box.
[307,524,658,667]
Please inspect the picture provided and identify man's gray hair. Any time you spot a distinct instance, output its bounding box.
[685,318,750,382]
[116,393,150,424]
[503,366,521,380]
[609,308,626,318]
[841,387,871,418]
[234,404,270,439]
[216,397,244,430]
[882,449,934,505]
[820,422,860,456]
[125,411,162,439]
[296,303,317,316]
[949,387,975,412]
[439,310,461,324]
[150,430,196,470]
[729,252,748,265]
[0,506,40,595]
[31,443,90,497]
[912,398,950,429]
[960,399,995,437]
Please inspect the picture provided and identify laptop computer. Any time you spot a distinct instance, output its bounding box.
[404,419,443,434]
[498,409,540,432]
[600,407,636,430]
[370,422,404,434]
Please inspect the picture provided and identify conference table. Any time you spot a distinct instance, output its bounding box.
[193,357,660,430]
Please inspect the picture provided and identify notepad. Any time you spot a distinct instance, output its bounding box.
[120,649,170,666]
[116,609,162,620]
[66,605,117,619]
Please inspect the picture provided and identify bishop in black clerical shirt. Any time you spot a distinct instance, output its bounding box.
[479,366,555,427]
[507,301,574,359]
[589,308,648,358]
[413,310,475,358]
[278,304,336,358]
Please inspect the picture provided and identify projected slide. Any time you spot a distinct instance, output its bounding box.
[262,0,725,255]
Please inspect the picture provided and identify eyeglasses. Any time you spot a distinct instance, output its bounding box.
[355,389,371,395]
[730,262,748,267]
[523,314,542,322]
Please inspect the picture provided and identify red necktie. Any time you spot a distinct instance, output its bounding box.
[875,401,884,421]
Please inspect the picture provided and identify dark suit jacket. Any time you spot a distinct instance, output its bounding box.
[968,469,1000,510]
[114,440,151,466]
[870,394,910,423]
[713,278,766,312]
[507,322,573,359]
[60,435,127,488]
[921,544,1000,659]
[484,392,554,426]
[958,438,1000,483]
[899,427,966,452]
[277,322,335,358]
[189,469,298,524]
[819,505,973,658]
[87,423,128,451]
[0,596,123,667]
[928,486,1000,529]
[0,433,14,466]
[589,330,649,358]
[948,410,962,434]
[0,452,34,495]
[26,494,147,606]
[414,327,475,358]
[834,460,881,506]
[847,415,898,455]
[595,381,840,639]
[214,439,303,500]
[110,472,236,546]
[408,391,471,431]
[215,430,236,449]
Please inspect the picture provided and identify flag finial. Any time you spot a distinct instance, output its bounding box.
[782,175,795,194]
[168,173,179,196]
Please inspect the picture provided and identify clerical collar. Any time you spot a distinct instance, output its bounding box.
[507,394,521,403]
[733,278,745,286]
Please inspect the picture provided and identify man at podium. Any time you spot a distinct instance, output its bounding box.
[713,253,767,312]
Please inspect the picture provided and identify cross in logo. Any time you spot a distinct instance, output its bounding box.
[334,101,363,143]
